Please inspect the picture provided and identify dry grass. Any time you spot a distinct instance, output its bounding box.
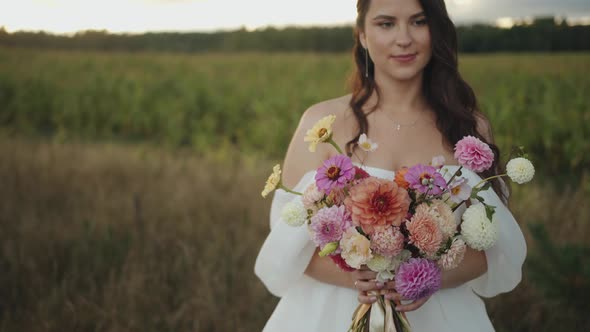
[0,139,277,331]
[0,138,588,331]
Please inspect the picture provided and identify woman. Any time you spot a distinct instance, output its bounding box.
[255,0,526,331]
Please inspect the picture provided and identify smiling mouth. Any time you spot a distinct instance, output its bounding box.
[391,53,417,59]
[390,53,418,63]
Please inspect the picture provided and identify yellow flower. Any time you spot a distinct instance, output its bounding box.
[304,114,336,152]
[261,164,282,197]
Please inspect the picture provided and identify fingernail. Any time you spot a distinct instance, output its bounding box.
[375,282,384,288]
[370,296,377,302]
[395,306,401,311]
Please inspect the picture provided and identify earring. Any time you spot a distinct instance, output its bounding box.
[365,48,369,78]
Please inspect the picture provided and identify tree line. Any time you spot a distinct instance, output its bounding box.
[0,17,588,53]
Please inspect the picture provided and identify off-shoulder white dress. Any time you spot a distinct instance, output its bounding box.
[255,165,526,332]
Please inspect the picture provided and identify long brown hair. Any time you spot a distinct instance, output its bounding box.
[347,0,508,202]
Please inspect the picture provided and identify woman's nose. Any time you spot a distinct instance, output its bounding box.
[395,25,412,48]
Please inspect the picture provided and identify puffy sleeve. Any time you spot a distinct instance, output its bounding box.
[254,171,317,297]
[466,175,527,298]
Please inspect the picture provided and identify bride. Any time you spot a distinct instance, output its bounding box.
[255,0,526,331]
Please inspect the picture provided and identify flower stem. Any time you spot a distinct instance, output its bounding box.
[328,138,344,155]
[446,166,464,186]
[473,174,507,190]
[280,184,302,196]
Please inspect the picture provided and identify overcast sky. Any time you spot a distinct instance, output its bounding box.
[1,0,589,34]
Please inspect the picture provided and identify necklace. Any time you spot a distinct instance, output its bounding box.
[383,112,420,130]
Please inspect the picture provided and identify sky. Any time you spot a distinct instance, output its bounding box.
[1,0,589,34]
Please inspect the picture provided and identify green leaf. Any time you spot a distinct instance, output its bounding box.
[480,182,492,192]
[485,204,496,221]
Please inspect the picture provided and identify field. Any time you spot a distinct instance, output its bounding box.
[0,47,589,331]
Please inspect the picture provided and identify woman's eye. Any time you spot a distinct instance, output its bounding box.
[379,22,393,28]
[414,18,428,26]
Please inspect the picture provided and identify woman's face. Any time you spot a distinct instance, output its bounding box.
[360,0,432,82]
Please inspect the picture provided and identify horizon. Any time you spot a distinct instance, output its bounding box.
[1,0,589,35]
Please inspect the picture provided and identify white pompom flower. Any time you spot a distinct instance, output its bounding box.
[280,199,308,227]
[461,203,498,250]
[506,157,535,184]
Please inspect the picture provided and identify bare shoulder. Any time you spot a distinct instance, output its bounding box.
[300,94,352,125]
[475,111,494,143]
[281,94,352,188]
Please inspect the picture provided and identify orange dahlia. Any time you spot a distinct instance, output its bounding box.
[344,177,410,234]
[394,167,410,189]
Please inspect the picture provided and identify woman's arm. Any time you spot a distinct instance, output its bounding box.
[441,246,487,289]
[304,249,356,289]
[280,102,356,288]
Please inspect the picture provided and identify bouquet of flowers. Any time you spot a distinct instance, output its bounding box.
[261,114,535,332]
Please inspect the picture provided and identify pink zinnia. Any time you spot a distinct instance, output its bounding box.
[310,205,352,248]
[370,227,405,258]
[395,258,442,301]
[406,205,444,256]
[315,155,355,195]
[454,136,495,173]
[404,164,448,195]
[344,177,410,235]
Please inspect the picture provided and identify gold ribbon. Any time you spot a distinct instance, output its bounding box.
[368,298,396,332]
[350,296,412,332]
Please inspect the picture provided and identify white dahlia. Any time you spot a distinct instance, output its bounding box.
[461,203,499,250]
[506,157,535,184]
[280,199,308,227]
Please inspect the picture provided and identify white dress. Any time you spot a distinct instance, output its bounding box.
[255,165,526,332]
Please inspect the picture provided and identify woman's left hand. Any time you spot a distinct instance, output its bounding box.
[384,290,431,312]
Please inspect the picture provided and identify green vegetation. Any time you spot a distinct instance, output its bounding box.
[1,17,589,53]
[0,47,588,181]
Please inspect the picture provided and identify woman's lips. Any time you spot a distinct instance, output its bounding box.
[391,53,417,63]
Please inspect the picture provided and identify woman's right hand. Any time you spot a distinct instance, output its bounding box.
[351,267,385,304]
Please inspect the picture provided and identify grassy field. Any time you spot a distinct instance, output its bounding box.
[0,48,588,178]
[0,139,588,331]
[0,47,589,331]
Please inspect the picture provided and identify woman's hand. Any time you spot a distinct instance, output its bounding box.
[351,266,432,312]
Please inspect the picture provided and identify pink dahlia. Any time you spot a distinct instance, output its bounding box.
[315,155,355,194]
[395,258,442,301]
[310,205,352,248]
[302,183,325,212]
[454,136,495,173]
[404,164,447,195]
[370,227,405,258]
[327,186,347,206]
[406,205,444,256]
[439,237,467,271]
[344,177,410,235]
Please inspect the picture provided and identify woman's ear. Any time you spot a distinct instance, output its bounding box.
[359,31,367,49]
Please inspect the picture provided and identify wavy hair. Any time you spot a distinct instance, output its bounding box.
[347,0,507,202]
